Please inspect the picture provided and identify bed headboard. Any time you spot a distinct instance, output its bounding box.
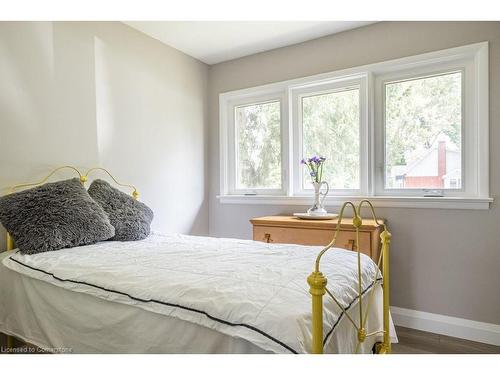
[3,165,139,251]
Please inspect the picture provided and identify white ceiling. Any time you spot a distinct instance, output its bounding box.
[124,21,375,65]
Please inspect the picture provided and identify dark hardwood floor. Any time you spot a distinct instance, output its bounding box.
[1,326,499,354]
[392,326,500,354]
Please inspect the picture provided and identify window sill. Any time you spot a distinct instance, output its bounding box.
[217,195,493,210]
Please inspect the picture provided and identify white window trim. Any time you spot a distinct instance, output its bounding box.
[220,86,290,196]
[375,65,469,197]
[217,195,492,210]
[218,42,491,209]
[225,92,288,195]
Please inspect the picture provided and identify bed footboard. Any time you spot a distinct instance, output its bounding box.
[307,200,391,354]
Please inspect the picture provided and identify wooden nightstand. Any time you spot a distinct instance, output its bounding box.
[250,216,384,261]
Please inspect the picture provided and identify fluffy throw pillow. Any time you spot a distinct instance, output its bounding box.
[0,178,115,254]
[87,179,153,241]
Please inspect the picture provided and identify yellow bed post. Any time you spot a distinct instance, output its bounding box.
[5,234,15,350]
[380,230,392,353]
[307,271,327,354]
[6,233,14,253]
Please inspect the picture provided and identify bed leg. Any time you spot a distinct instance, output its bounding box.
[307,271,327,354]
[381,230,392,354]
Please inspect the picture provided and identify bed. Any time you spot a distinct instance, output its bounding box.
[0,166,396,354]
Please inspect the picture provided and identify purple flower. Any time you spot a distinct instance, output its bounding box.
[301,155,326,183]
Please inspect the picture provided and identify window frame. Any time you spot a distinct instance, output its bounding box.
[374,65,469,197]
[218,42,491,209]
[221,89,289,196]
[291,75,369,196]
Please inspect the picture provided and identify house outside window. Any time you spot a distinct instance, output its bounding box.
[388,134,460,189]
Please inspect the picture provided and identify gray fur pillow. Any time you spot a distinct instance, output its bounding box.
[87,179,153,241]
[0,178,115,254]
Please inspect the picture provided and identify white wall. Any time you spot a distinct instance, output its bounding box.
[0,21,209,250]
[208,21,500,325]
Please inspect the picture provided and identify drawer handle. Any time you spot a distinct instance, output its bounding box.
[264,233,273,243]
[346,239,356,251]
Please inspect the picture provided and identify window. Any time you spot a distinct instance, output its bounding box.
[384,71,463,191]
[302,88,360,190]
[235,101,281,190]
[222,91,287,195]
[291,76,368,195]
[219,42,490,209]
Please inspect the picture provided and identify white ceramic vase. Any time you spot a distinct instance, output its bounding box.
[307,181,329,216]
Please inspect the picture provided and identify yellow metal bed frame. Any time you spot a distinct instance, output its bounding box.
[2,167,391,354]
[2,166,139,351]
[308,200,392,354]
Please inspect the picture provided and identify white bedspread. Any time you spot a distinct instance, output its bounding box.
[2,233,386,354]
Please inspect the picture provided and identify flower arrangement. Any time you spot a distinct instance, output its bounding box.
[301,156,326,183]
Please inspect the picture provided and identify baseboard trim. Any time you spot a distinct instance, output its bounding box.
[391,306,500,346]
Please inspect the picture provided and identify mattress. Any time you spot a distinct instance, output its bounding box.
[0,233,396,353]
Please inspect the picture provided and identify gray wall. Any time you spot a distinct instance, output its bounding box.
[0,21,209,249]
[208,22,500,325]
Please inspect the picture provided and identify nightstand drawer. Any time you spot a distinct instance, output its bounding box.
[253,225,374,258]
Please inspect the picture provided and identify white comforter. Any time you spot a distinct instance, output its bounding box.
[2,233,382,354]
